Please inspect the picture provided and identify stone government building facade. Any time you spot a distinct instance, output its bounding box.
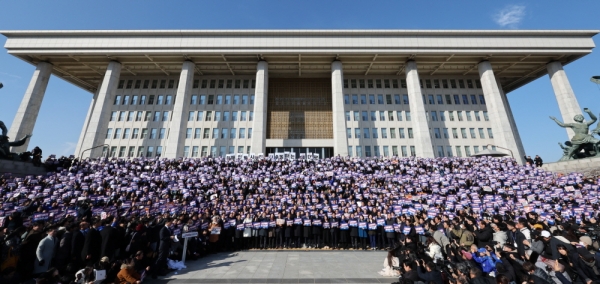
[1,30,598,164]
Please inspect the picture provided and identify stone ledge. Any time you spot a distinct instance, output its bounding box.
[542,156,600,176]
[0,160,48,177]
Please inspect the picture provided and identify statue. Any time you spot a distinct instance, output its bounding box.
[550,108,600,161]
[0,120,32,159]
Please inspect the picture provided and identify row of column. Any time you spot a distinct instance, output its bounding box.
[8,59,582,163]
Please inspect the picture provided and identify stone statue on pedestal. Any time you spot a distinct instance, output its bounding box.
[0,120,32,159]
[551,108,600,161]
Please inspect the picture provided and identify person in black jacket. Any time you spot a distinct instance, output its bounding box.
[294,212,303,248]
[469,267,496,284]
[416,260,443,284]
[153,217,173,278]
[71,223,85,267]
[474,220,493,248]
[402,260,421,282]
[506,221,527,258]
[302,212,312,248]
[17,222,44,279]
[312,216,322,249]
[54,224,73,271]
[81,218,102,267]
[100,218,119,261]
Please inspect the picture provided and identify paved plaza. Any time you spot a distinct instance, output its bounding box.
[151,250,396,284]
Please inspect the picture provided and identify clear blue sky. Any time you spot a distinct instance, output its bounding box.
[0,0,598,162]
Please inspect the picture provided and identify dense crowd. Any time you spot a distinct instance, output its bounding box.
[0,155,599,284]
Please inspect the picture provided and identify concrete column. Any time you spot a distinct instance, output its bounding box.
[547,61,582,138]
[7,62,52,152]
[404,60,435,158]
[250,61,268,154]
[331,61,349,157]
[478,61,525,164]
[164,61,195,158]
[79,61,121,158]
[497,81,526,164]
[75,88,100,157]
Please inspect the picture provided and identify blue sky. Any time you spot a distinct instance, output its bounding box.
[0,0,599,162]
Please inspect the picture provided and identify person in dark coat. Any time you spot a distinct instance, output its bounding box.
[474,220,494,248]
[284,213,293,248]
[302,212,312,248]
[312,216,322,249]
[71,223,85,266]
[385,215,396,248]
[258,213,268,249]
[506,221,527,258]
[294,212,303,248]
[2,212,23,231]
[416,260,443,284]
[100,218,119,261]
[81,218,102,267]
[17,222,44,279]
[349,216,359,250]
[330,217,340,249]
[153,217,173,277]
[235,215,244,250]
[54,224,73,271]
[322,216,331,248]
[339,216,350,249]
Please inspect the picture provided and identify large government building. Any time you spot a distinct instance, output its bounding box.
[2,30,598,164]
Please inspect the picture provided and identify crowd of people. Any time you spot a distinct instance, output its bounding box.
[0,154,599,284]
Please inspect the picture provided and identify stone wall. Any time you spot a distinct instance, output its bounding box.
[0,159,48,177]
[541,156,600,176]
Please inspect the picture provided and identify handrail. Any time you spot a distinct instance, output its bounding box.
[79,144,109,160]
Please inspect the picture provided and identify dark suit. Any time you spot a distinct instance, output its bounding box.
[71,230,85,264]
[17,230,43,277]
[155,226,171,274]
[81,227,102,265]
[506,229,527,258]
[100,226,119,261]
[55,231,73,270]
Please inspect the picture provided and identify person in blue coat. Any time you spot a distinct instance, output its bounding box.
[358,215,368,250]
[472,248,502,275]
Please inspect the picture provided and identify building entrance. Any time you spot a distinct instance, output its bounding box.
[266,147,334,159]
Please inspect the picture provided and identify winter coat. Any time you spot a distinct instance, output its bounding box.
[472,253,502,274]
[116,265,141,284]
[451,228,475,246]
[493,230,508,248]
[34,235,55,274]
[432,230,450,253]
[426,243,443,261]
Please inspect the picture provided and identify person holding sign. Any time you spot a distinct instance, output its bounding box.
[339,216,349,250]
[322,216,331,249]
[368,215,378,250]
[312,216,322,249]
[294,212,303,248]
[349,214,359,250]
[208,216,222,254]
[330,216,340,250]
[302,212,313,248]
[385,215,396,248]
[275,214,285,249]
[258,212,268,249]
[284,213,294,248]
[358,215,368,250]
[242,214,253,250]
